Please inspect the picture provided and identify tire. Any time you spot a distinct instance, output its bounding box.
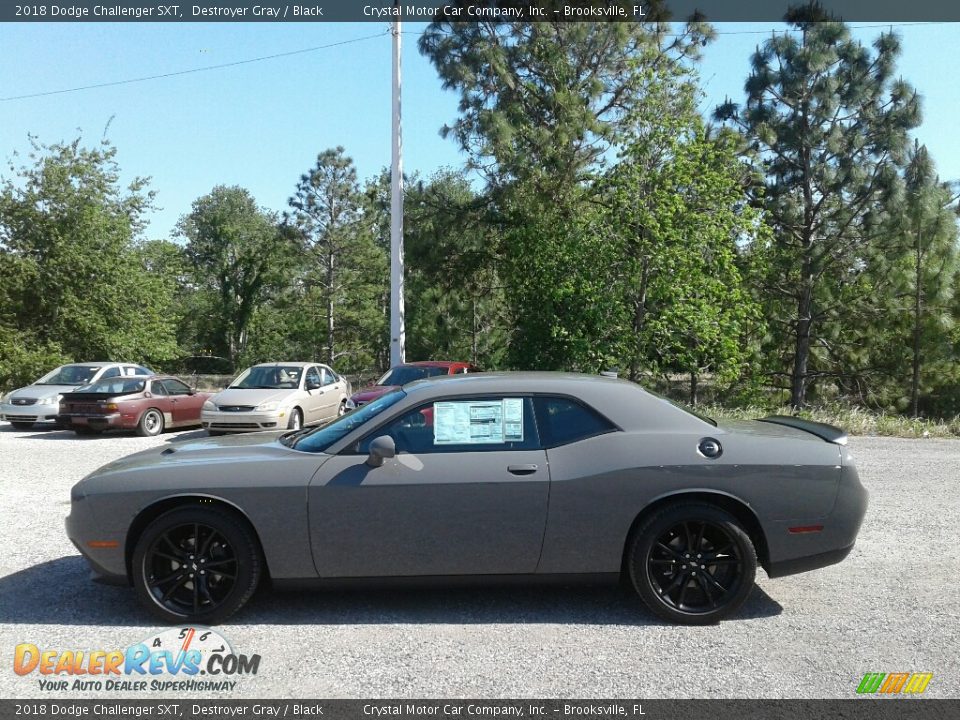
[287,407,303,430]
[627,502,757,625]
[131,506,262,624]
[10,421,34,430]
[337,400,347,416]
[137,408,165,437]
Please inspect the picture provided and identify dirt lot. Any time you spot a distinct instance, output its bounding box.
[0,425,958,698]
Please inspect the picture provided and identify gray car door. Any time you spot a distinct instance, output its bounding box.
[309,396,549,578]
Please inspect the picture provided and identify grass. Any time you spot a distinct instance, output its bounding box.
[700,403,960,438]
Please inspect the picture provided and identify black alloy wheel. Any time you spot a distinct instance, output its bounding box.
[628,503,756,624]
[132,507,261,624]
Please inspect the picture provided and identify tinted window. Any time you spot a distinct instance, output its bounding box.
[357,397,538,454]
[378,366,449,386]
[292,390,406,453]
[161,379,192,396]
[150,381,168,396]
[534,397,616,447]
[80,378,146,395]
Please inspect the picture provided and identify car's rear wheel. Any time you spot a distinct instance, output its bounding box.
[132,506,262,624]
[628,502,756,625]
[10,421,34,430]
[338,400,347,416]
[137,408,164,437]
[287,408,303,430]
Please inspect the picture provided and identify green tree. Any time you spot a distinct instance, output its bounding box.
[177,186,296,369]
[604,99,767,402]
[0,137,178,376]
[715,10,921,408]
[287,148,388,372]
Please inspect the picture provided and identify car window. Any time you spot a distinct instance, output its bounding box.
[291,390,407,453]
[150,380,168,396]
[377,366,449,386]
[320,368,336,386]
[36,365,100,385]
[230,365,303,390]
[161,379,192,396]
[80,378,147,395]
[533,397,617,447]
[305,367,321,388]
[100,367,121,379]
[357,396,538,455]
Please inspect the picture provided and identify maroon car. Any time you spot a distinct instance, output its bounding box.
[347,361,481,409]
[59,375,211,437]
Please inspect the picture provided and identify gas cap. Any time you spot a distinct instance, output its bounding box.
[698,437,723,459]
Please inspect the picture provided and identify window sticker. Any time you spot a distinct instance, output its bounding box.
[434,399,524,445]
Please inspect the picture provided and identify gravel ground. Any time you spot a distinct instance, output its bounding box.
[1,425,958,699]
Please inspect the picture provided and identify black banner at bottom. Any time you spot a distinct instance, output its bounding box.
[0,700,958,720]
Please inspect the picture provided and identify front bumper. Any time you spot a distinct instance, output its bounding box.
[65,496,128,585]
[1,401,60,424]
[201,409,284,432]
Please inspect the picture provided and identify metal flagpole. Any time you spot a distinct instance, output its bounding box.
[390,17,406,367]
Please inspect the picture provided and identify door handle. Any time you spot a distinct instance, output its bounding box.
[507,464,538,476]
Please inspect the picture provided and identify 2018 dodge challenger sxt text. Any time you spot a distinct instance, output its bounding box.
[66,372,867,625]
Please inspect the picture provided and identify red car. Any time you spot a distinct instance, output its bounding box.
[346,361,481,409]
[59,375,211,437]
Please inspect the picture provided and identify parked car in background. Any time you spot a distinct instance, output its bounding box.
[201,362,350,435]
[347,360,481,410]
[60,375,210,436]
[0,362,153,430]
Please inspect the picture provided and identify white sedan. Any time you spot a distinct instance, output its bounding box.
[201,362,351,434]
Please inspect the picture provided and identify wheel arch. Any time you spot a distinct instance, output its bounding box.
[124,494,269,583]
[620,490,770,576]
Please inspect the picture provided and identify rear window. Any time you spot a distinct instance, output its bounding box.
[534,397,617,447]
[77,379,146,395]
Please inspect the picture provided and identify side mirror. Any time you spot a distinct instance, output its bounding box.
[366,435,396,468]
[188,388,196,396]
[306,380,321,391]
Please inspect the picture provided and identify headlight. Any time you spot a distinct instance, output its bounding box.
[202,400,216,411]
[39,395,61,406]
[256,402,279,412]
[345,398,356,410]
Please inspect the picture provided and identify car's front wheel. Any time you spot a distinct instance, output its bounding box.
[131,506,262,624]
[628,502,757,625]
[287,408,303,430]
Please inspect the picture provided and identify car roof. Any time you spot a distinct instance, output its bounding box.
[64,361,144,368]
[399,360,472,368]
[250,361,323,369]
[393,372,713,434]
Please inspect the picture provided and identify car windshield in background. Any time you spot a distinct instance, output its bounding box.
[378,366,449,386]
[230,366,303,390]
[290,390,406,453]
[37,365,101,385]
[77,379,146,395]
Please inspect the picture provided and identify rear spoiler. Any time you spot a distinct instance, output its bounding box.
[758,415,848,445]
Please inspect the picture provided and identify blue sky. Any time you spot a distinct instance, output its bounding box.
[1,21,957,239]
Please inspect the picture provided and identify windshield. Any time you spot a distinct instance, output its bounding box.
[378,366,449,386]
[230,365,303,390]
[37,365,101,386]
[77,378,146,395]
[290,390,406,453]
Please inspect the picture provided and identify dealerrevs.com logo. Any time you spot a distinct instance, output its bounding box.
[13,627,260,693]
[856,672,933,695]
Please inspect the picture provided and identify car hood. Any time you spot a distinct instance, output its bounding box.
[351,385,397,403]
[5,384,78,402]
[83,430,295,479]
[208,388,297,407]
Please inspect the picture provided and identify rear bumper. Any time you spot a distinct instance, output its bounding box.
[763,450,868,578]
[61,412,130,430]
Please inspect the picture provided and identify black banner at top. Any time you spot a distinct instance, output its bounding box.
[2,0,960,23]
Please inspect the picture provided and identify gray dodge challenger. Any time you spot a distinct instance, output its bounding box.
[66,372,867,625]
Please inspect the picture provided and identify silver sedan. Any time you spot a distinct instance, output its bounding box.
[66,372,867,625]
